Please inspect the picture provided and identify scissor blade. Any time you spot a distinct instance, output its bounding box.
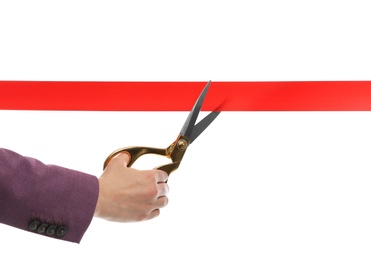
[180,81,211,139]
[189,111,220,143]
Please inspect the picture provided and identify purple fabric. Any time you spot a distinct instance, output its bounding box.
[0,148,99,243]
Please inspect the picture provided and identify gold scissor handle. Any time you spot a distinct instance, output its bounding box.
[104,135,190,176]
[103,146,181,175]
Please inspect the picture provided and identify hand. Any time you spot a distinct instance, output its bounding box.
[94,152,169,222]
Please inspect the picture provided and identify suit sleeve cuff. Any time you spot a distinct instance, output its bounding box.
[0,148,99,243]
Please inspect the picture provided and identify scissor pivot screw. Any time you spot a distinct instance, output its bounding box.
[177,139,188,151]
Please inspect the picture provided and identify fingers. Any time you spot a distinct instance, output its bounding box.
[147,171,168,221]
[156,170,168,183]
[156,196,169,208]
[148,209,160,219]
[146,177,169,221]
[147,196,169,220]
[155,170,169,198]
[157,182,169,198]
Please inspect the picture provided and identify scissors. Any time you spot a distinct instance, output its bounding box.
[103,81,220,176]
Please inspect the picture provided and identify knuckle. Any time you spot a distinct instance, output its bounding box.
[145,171,157,182]
[136,213,147,222]
[157,170,167,178]
[146,184,159,198]
[137,209,152,222]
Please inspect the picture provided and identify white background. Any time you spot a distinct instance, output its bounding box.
[1,1,371,259]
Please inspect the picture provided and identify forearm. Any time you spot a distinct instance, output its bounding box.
[0,148,99,243]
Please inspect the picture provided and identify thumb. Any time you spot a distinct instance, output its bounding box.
[101,151,131,178]
[112,152,131,167]
[105,152,131,170]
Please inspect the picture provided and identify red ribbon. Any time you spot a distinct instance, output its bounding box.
[1,81,371,111]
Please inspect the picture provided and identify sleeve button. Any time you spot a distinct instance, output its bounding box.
[28,220,41,231]
[56,226,68,237]
[46,225,57,236]
[37,223,48,234]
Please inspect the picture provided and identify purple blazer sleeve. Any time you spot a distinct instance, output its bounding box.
[0,148,99,243]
